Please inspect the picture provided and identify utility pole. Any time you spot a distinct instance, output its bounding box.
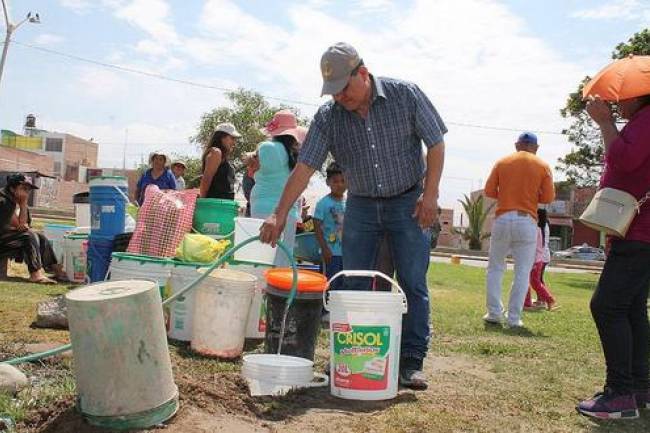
[122,128,128,169]
[0,0,40,93]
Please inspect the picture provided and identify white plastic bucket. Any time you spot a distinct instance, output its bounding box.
[108,253,172,298]
[166,262,205,341]
[191,269,257,358]
[233,218,277,265]
[242,354,328,396]
[324,271,408,401]
[63,233,89,283]
[228,262,272,339]
[44,224,75,263]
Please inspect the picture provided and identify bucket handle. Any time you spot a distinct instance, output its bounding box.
[304,372,329,388]
[323,270,408,313]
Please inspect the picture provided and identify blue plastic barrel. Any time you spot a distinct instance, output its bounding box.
[90,176,128,238]
[87,235,114,282]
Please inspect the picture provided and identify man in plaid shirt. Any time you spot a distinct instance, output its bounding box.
[260,42,446,389]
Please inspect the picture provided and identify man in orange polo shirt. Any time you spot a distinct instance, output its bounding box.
[483,132,555,328]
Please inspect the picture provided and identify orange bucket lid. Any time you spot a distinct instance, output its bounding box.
[264,268,327,293]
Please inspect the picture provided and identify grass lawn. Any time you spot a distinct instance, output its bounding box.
[0,262,648,432]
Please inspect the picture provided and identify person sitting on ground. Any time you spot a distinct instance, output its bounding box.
[136,151,177,205]
[200,123,241,200]
[171,160,187,190]
[0,174,68,284]
[313,163,346,289]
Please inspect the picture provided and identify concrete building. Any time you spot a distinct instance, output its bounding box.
[0,114,99,180]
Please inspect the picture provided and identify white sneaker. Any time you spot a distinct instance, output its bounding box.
[507,319,524,328]
[482,313,504,324]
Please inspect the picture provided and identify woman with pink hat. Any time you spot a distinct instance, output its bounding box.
[250,110,307,266]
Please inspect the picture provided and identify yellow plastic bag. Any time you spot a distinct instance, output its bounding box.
[175,234,231,263]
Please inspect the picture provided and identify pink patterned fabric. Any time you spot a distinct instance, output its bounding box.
[127,185,199,257]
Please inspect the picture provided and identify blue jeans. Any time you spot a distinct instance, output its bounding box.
[324,255,344,291]
[342,186,431,364]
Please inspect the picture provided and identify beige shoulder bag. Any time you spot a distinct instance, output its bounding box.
[579,188,650,238]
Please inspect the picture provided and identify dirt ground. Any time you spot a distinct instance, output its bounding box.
[23,353,496,433]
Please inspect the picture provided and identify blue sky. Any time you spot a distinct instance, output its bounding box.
[1,0,649,208]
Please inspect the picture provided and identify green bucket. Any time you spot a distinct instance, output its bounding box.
[193,198,238,236]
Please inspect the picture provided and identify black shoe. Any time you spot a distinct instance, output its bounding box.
[399,369,428,390]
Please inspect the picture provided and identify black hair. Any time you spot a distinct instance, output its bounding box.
[326,162,343,180]
[273,135,298,170]
[537,208,548,243]
[202,131,230,172]
[640,94,650,108]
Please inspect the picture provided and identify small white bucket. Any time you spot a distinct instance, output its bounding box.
[191,269,257,358]
[233,218,277,265]
[324,270,408,401]
[166,262,206,341]
[63,233,89,283]
[227,262,272,339]
[242,354,328,396]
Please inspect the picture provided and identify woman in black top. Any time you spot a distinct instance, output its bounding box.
[200,123,242,199]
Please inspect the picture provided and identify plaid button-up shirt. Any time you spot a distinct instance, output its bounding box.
[299,76,447,198]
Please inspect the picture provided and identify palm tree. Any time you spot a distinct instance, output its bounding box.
[454,194,495,250]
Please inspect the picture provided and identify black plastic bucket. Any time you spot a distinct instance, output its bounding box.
[263,269,326,361]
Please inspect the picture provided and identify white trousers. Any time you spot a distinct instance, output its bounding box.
[485,211,538,324]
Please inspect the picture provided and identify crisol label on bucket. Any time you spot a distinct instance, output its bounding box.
[332,323,390,390]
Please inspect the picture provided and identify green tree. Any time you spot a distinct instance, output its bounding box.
[557,29,650,186]
[454,194,495,250]
[191,88,305,168]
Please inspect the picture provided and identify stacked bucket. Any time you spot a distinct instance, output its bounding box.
[87,176,129,282]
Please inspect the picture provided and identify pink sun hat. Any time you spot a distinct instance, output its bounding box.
[261,110,308,144]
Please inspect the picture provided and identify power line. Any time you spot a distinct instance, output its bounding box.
[13,39,566,136]
[12,39,321,108]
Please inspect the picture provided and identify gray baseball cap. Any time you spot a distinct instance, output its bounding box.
[320,42,362,96]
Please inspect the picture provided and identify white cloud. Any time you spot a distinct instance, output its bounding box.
[44,0,592,207]
[32,33,65,46]
[113,0,178,45]
[59,0,93,13]
[571,0,650,24]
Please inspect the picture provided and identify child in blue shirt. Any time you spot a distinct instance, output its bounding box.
[314,163,346,290]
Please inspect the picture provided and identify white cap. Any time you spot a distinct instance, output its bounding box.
[215,122,242,138]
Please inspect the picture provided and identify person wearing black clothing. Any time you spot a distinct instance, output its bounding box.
[200,123,241,200]
[0,174,67,284]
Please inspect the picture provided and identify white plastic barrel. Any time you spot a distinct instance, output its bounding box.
[108,253,172,297]
[227,262,272,339]
[233,218,277,265]
[63,233,88,283]
[191,269,256,358]
[65,280,178,429]
[324,271,408,401]
[166,262,205,341]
